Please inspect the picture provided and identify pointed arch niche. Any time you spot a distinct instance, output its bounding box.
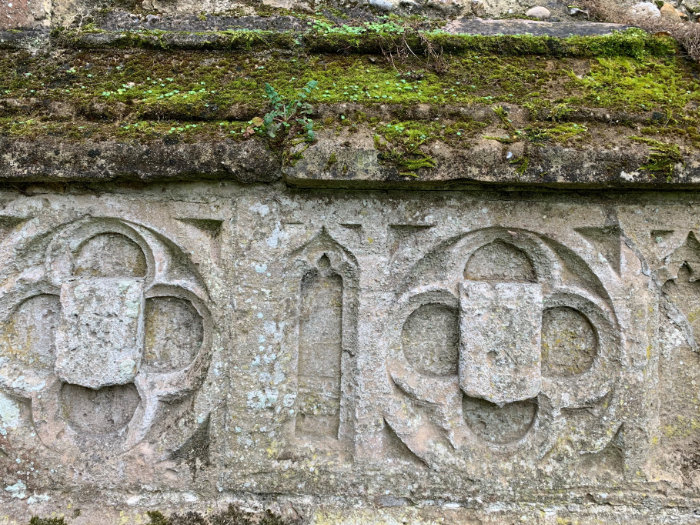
[284,228,359,453]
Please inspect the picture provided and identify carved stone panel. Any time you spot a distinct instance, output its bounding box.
[281,228,359,457]
[0,216,214,456]
[56,278,145,388]
[0,188,689,523]
[383,227,630,474]
[459,281,543,405]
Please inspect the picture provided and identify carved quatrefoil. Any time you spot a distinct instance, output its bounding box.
[0,218,212,454]
[385,227,622,468]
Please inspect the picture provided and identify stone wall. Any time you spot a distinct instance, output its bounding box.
[0,185,699,523]
[2,0,700,522]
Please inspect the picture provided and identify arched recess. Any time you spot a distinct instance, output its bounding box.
[285,228,359,453]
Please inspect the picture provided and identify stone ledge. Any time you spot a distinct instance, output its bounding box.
[284,136,700,189]
[46,22,659,55]
[1,22,697,190]
[0,137,280,183]
[0,28,48,49]
[1,134,699,189]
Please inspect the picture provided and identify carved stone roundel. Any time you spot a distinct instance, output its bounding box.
[0,217,213,455]
[385,227,621,470]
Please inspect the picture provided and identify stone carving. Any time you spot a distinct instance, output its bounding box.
[283,228,358,454]
[0,217,212,455]
[297,255,344,438]
[660,232,700,349]
[459,280,543,405]
[575,226,623,275]
[654,231,700,488]
[385,227,622,471]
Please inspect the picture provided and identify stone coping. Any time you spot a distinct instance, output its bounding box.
[1,18,698,189]
[2,136,699,189]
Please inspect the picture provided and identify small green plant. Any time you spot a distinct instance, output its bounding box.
[484,105,523,143]
[510,155,530,175]
[373,125,437,177]
[526,122,588,143]
[260,80,318,144]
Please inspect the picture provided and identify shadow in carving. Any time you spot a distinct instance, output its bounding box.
[465,239,536,282]
[296,255,343,439]
[542,306,598,377]
[462,396,538,445]
[0,217,213,456]
[285,228,359,456]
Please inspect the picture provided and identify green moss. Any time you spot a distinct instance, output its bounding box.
[146,511,169,525]
[566,55,699,111]
[526,122,589,144]
[145,504,296,524]
[1,27,698,162]
[631,136,683,180]
[371,118,490,175]
[50,24,676,59]
[2,40,696,115]
[28,518,67,525]
[0,117,254,142]
[510,155,530,175]
[326,151,338,168]
[51,27,301,51]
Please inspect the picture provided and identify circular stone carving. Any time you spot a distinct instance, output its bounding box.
[143,296,203,373]
[61,383,140,435]
[541,306,598,377]
[462,395,538,444]
[401,304,458,376]
[74,233,147,277]
[1,295,59,370]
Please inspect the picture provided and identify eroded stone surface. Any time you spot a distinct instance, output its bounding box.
[459,281,543,405]
[0,185,697,523]
[0,0,49,30]
[55,278,144,388]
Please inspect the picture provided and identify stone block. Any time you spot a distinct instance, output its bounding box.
[55,278,144,388]
[459,281,543,406]
[0,0,48,29]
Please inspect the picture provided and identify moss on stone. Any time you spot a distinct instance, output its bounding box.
[144,504,296,524]
[526,122,589,144]
[1,26,698,172]
[51,24,677,58]
[631,136,684,180]
[28,518,67,525]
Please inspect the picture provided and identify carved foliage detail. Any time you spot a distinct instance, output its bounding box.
[0,218,212,454]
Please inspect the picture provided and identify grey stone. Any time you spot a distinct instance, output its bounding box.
[55,278,144,388]
[459,281,543,406]
[1,0,700,522]
[0,186,696,522]
[369,0,396,10]
[525,5,551,18]
[631,1,662,17]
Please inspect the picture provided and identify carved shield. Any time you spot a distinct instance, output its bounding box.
[459,281,542,406]
[55,277,145,388]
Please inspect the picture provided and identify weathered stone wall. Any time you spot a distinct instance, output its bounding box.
[2,0,700,521]
[0,184,699,523]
